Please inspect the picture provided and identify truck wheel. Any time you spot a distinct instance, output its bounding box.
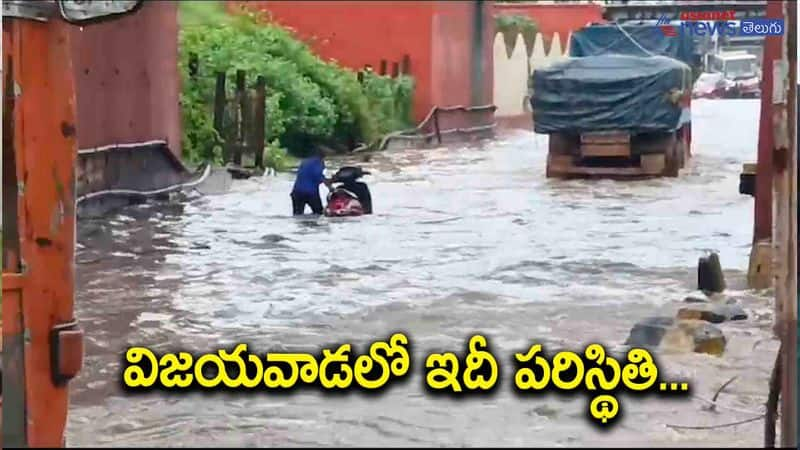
[677,139,686,169]
[664,140,681,177]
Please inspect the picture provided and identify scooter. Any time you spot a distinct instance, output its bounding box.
[324,166,371,217]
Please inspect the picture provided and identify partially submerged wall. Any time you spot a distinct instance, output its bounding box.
[75,141,195,219]
[69,1,185,212]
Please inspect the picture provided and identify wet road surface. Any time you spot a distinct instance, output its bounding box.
[68,99,779,447]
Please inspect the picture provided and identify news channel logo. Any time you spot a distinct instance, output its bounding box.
[656,15,785,38]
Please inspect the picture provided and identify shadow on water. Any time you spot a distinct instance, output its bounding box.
[68,100,777,447]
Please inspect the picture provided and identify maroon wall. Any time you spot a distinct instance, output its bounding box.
[240,1,435,122]
[70,1,181,156]
[238,0,493,124]
[431,1,494,127]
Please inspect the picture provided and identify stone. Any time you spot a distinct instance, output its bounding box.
[677,304,726,323]
[676,302,748,324]
[714,303,748,321]
[624,316,675,348]
[683,295,709,303]
[698,252,726,293]
[677,320,726,356]
[226,164,254,180]
[625,317,726,356]
[704,291,727,302]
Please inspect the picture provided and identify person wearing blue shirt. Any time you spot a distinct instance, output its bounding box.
[291,150,331,215]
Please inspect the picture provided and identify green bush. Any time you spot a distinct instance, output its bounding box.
[360,71,415,135]
[262,139,294,173]
[178,1,415,169]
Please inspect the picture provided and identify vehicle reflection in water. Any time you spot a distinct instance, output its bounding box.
[68,100,777,447]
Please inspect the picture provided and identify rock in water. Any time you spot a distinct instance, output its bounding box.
[625,316,675,348]
[226,164,253,180]
[683,295,708,303]
[626,317,727,356]
[698,252,726,293]
[704,292,727,302]
[677,305,726,323]
[677,320,726,356]
[677,302,747,324]
[714,303,748,321]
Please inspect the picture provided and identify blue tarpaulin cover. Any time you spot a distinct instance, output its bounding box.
[568,23,697,67]
[532,54,691,134]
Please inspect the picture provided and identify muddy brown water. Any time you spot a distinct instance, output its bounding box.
[67,99,779,447]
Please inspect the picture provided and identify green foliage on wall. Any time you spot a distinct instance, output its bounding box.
[178,1,415,169]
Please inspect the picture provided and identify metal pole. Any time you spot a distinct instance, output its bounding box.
[777,1,797,445]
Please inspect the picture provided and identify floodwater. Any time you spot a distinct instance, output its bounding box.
[68,99,780,447]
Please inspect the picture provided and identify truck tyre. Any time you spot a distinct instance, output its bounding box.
[664,139,681,177]
[676,139,686,170]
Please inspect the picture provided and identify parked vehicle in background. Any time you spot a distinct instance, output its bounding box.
[693,72,727,99]
[708,51,761,98]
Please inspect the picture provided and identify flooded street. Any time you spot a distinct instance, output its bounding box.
[68,99,778,447]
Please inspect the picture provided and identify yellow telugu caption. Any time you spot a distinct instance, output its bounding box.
[122,333,689,426]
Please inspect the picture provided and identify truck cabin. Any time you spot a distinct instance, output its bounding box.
[709,52,760,81]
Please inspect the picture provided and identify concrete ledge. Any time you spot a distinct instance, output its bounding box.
[75,141,203,219]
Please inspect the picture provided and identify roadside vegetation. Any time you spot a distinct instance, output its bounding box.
[178,1,414,171]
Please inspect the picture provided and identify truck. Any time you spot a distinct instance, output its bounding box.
[708,51,761,98]
[531,23,698,179]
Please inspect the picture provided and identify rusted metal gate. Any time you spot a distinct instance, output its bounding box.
[378,104,498,150]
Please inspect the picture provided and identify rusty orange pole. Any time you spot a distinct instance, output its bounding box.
[777,1,797,445]
[747,0,785,289]
[2,17,83,448]
[754,0,783,243]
